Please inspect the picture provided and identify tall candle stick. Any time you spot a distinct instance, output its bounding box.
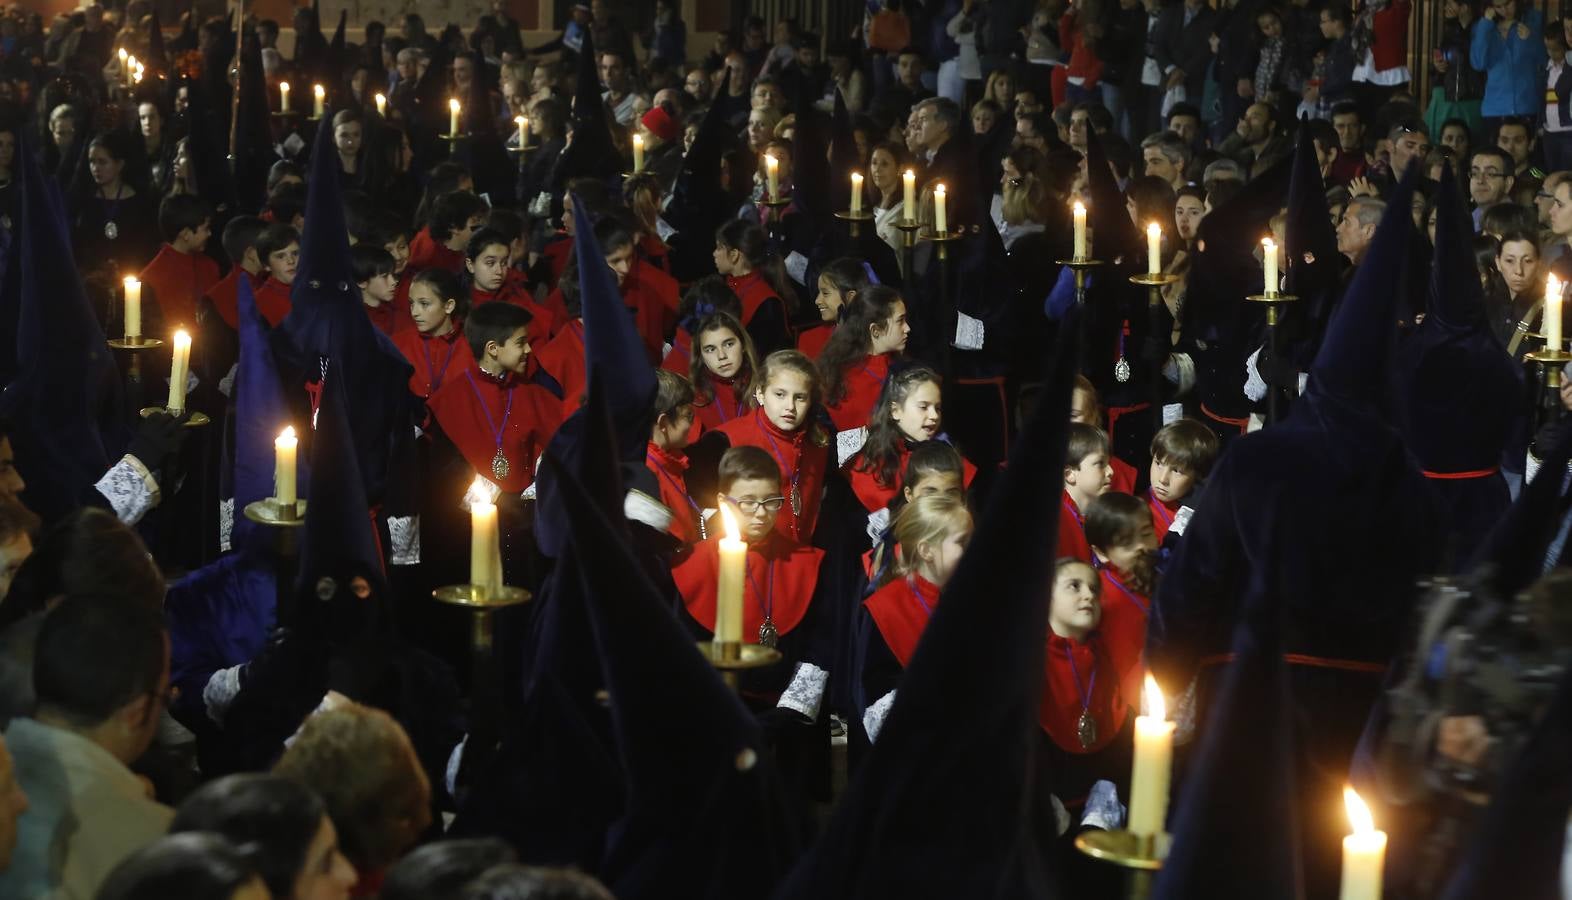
[1339,787,1387,900]
[374,92,386,116]
[1147,222,1162,275]
[1128,674,1175,839]
[449,98,461,137]
[903,169,916,218]
[1262,237,1278,295]
[933,184,947,234]
[279,81,290,113]
[123,276,141,339]
[518,115,530,147]
[312,84,325,118]
[274,426,298,507]
[1073,201,1088,260]
[118,48,129,83]
[715,506,746,644]
[126,55,137,81]
[1546,274,1564,351]
[167,329,192,412]
[632,133,645,172]
[764,154,779,202]
[469,478,502,597]
[850,172,864,215]
[133,63,143,84]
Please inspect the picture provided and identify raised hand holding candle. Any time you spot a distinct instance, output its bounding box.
[279,81,290,112]
[123,277,141,339]
[850,172,864,215]
[275,427,298,507]
[1263,237,1279,295]
[313,84,325,118]
[167,329,192,412]
[1546,274,1563,351]
[1147,222,1162,275]
[715,505,746,644]
[1073,201,1088,259]
[903,169,916,217]
[469,478,502,597]
[765,154,779,202]
[632,133,645,171]
[933,184,947,233]
[1340,787,1386,900]
[1128,674,1175,839]
[375,92,386,116]
[449,98,461,137]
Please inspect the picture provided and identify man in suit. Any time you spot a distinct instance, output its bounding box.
[1154,0,1218,110]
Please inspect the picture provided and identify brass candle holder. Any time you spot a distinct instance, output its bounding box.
[695,640,782,691]
[435,583,532,695]
[243,498,307,525]
[1075,829,1168,900]
[1055,257,1107,305]
[1246,291,1300,425]
[922,226,962,261]
[833,209,875,239]
[1525,348,1572,431]
[139,406,211,427]
[108,335,165,350]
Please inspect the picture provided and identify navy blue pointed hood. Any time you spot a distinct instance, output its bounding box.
[234,28,275,213]
[182,78,238,215]
[1429,162,1490,329]
[776,308,1084,898]
[232,274,306,552]
[1084,126,1139,264]
[1468,422,1572,598]
[663,68,731,240]
[790,82,833,222]
[146,11,168,75]
[1282,116,1340,354]
[0,133,120,523]
[329,10,346,57]
[551,28,621,187]
[829,86,859,191]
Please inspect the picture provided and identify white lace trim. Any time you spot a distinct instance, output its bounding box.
[388,515,420,565]
[202,664,244,725]
[784,250,809,286]
[863,689,896,742]
[866,507,890,545]
[519,454,545,501]
[836,427,869,467]
[219,497,235,553]
[953,311,985,351]
[1162,403,1185,426]
[1165,351,1196,395]
[1243,347,1267,403]
[96,454,160,525]
[624,489,673,532]
[445,735,468,799]
[218,363,237,398]
[777,661,829,721]
[1080,779,1126,831]
[1169,505,1194,537]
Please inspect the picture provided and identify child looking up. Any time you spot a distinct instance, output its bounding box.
[1146,418,1218,538]
[351,242,403,336]
[1059,422,1113,563]
[718,350,830,545]
[393,269,472,399]
[817,285,911,433]
[845,366,976,513]
[646,369,701,548]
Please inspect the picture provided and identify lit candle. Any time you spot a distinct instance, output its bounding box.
[850,172,864,215]
[469,478,502,597]
[449,98,461,137]
[715,505,746,645]
[632,133,645,172]
[1339,787,1387,900]
[1128,674,1175,839]
[1546,274,1564,351]
[903,169,916,218]
[514,115,529,147]
[126,54,137,80]
[274,426,298,507]
[1262,237,1278,296]
[123,276,141,339]
[132,64,143,84]
[167,329,192,413]
[312,84,325,118]
[1073,201,1087,260]
[279,81,290,113]
[374,92,386,116]
[1147,222,1162,275]
[764,153,779,202]
[118,48,128,82]
[933,184,947,234]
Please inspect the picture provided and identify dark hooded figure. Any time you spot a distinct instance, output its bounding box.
[1149,163,1442,900]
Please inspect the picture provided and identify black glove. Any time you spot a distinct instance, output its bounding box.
[127,410,189,472]
[758,705,814,738]
[1140,333,1170,367]
[1257,343,1300,391]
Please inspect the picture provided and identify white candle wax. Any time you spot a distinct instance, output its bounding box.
[903,169,916,219]
[1073,201,1087,260]
[850,172,863,215]
[1127,674,1175,838]
[1147,223,1162,275]
[933,184,947,234]
[167,329,191,412]
[715,506,746,644]
[275,426,298,507]
[123,276,141,339]
[1339,787,1387,900]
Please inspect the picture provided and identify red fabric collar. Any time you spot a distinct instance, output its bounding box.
[1040,631,1129,754]
[864,574,940,666]
[675,533,823,639]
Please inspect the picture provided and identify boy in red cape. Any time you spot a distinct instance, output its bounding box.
[251,222,299,327]
[1059,422,1113,563]
[645,370,702,549]
[138,193,219,331]
[204,216,267,330]
[407,190,487,275]
[1146,418,1217,540]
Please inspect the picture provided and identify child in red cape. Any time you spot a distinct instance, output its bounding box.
[817,284,910,434]
[845,365,977,514]
[717,350,831,545]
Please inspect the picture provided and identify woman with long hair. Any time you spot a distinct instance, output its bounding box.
[713,219,796,356]
[868,140,910,253]
[798,258,870,360]
[817,284,910,433]
[70,131,158,278]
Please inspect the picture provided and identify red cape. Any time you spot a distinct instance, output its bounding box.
[532,320,585,416]
[393,325,473,399]
[826,353,892,433]
[253,277,293,327]
[796,321,833,359]
[1040,631,1130,755]
[407,226,465,275]
[846,440,978,513]
[202,267,261,330]
[692,376,749,432]
[1057,491,1092,564]
[1147,488,1180,539]
[727,270,780,326]
[139,243,220,331]
[863,573,940,666]
[674,532,824,639]
[1096,565,1150,709]
[646,441,700,546]
[717,409,830,545]
[427,362,563,493]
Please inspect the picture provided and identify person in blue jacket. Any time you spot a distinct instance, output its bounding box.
[1471,0,1546,126]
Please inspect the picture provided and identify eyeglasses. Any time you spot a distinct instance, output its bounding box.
[1007,176,1023,187]
[1469,168,1506,179]
[723,494,786,514]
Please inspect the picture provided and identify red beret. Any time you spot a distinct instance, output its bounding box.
[640,105,680,144]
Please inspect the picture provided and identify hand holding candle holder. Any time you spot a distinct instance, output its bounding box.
[1076,675,1173,897]
[1057,200,1105,300]
[698,506,781,689]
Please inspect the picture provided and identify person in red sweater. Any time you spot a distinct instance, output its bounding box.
[351,243,409,336]
[393,268,473,399]
[465,227,562,339]
[687,312,758,434]
[717,350,830,545]
[137,193,218,332]
[1058,422,1113,564]
[1084,491,1159,708]
[858,493,974,741]
[407,190,488,275]
[845,366,977,514]
[645,369,702,550]
[817,284,910,434]
[1146,418,1218,540]
[204,216,267,330]
[798,258,869,360]
[713,219,795,356]
[251,222,298,327]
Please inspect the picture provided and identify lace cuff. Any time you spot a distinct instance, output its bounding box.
[837,427,869,467]
[1243,347,1267,403]
[219,497,235,553]
[624,489,673,532]
[777,662,829,721]
[862,689,896,742]
[445,735,468,799]
[96,454,160,525]
[1163,351,1196,395]
[388,516,420,566]
[1080,779,1126,831]
[202,664,244,725]
[866,507,890,545]
[953,311,985,351]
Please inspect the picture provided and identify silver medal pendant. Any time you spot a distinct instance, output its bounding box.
[697,515,707,541]
[104,220,119,240]
[758,619,779,648]
[1076,709,1098,749]
[1114,356,1131,383]
[789,486,802,516]
[490,448,511,481]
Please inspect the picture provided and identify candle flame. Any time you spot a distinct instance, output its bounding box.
[934,183,946,196]
[719,504,741,542]
[1147,221,1161,237]
[632,133,643,147]
[467,476,494,512]
[313,83,324,98]
[449,98,461,112]
[515,115,525,127]
[123,275,139,288]
[1262,236,1276,250]
[279,425,296,442]
[764,153,778,168]
[279,80,289,91]
[173,328,191,347]
[1143,673,1166,720]
[376,93,386,106]
[1549,274,1562,301]
[118,48,128,61]
[852,171,863,183]
[1344,786,1375,835]
[904,169,915,180]
[1073,200,1086,214]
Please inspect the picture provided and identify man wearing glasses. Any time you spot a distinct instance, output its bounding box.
[1469,146,1517,231]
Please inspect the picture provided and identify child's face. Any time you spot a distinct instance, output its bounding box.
[1065,453,1112,498]
[180,219,212,250]
[1095,522,1158,579]
[362,271,396,304]
[468,242,510,292]
[1069,388,1099,425]
[903,469,962,504]
[815,276,848,322]
[408,282,454,333]
[489,325,532,374]
[920,523,971,587]
[755,369,812,432]
[890,380,942,442]
[267,242,300,284]
[1049,562,1102,639]
[721,476,782,542]
[605,243,634,286]
[698,327,743,380]
[1149,456,1195,504]
[869,301,911,355]
[655,404,695,449]
[385,234,410,274]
